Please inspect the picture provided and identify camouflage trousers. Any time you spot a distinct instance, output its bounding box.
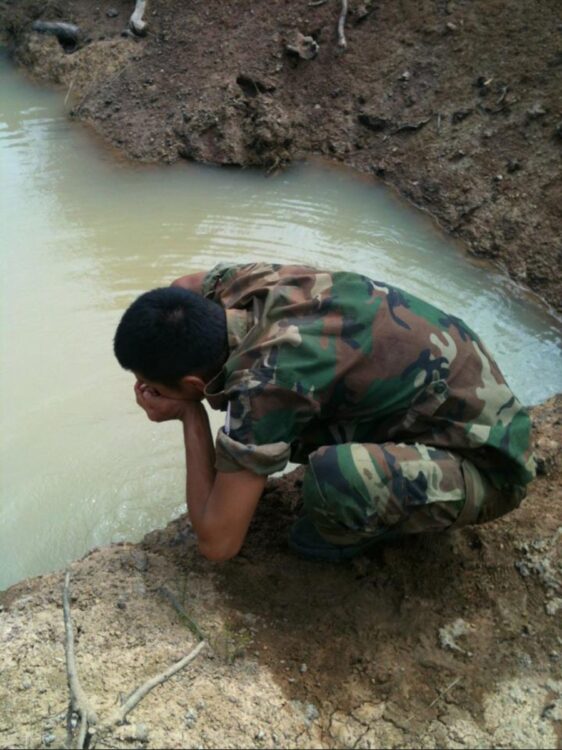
[302,442,525,545]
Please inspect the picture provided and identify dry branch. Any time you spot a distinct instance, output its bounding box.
[159,585,206,642]
[63,572,98,749]
[107,641,207,725]
[338,0,349,49]
[62,572,207,749]
[129,0,148,36]
[429,676,462,708]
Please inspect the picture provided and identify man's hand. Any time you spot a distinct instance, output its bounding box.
[134,381,189,422]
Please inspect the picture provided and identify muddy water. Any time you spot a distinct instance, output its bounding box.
[1,55,561,590]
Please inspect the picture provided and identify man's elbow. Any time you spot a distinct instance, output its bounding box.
[198,538,241,563]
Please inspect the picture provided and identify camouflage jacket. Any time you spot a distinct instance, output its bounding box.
[202,263,535,490]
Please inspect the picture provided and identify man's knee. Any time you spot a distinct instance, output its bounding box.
[303,443,400,542]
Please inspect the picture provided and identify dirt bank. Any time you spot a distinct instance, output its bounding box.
[1,397,561,749]
[1,3,561,748]
[1,0,562,312]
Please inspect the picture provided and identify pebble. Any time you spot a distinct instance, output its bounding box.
[184,708,198,728]
[299,663,308,674]
[305,703,320,724]
[255,729,267,741]
[106,8,119,18]
[42,732,55,746]
[545,597,562,616]
[527,103,547,119]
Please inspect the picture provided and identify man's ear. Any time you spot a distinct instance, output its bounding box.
[179,374,207,396]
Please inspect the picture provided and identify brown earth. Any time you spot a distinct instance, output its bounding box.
[1,2,562,748]
[1,398,561,749]
[1,0,561,312]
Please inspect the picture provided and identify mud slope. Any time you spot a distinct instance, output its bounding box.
[1,0,561,311]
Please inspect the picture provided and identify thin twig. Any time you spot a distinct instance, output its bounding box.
[338,0,349,48]
[64,73,77,106]
[429,676,462,708]
[496,85,508,106]
[63,572,98,749]
[159,586,206,642]
[309,0,328,6]
[107,641,207,725]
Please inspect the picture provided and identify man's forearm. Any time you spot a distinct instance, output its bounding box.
[181,403,216,531]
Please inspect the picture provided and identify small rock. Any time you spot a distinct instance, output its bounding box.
[304,702,320,725]
[130,549,149,572]
[438,618,474,654]
[106,8,119,17]
[356,3,372,21]
[507,159,521,173]
[299,662,308,674]
[449,149,466,161]
[184,708,198,728]
[399,70,411,81]
[285,31,319,60]
[42,732,56,746]
[527,103,548,120]
[545,597,562,616]
[21,676,32,690]
[15,595,33,610]
[255,729,267,741]
[358,113,388,132]
[451,108,473,124]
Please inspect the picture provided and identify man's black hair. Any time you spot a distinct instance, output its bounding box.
[114,287,228,386]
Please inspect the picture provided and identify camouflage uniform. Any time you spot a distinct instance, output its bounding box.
[201,263,535,544]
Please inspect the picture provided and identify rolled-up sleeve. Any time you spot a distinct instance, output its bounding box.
[215,430,292,475]
[214,370,319,475]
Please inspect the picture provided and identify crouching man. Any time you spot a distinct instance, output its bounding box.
[113,263,535,562]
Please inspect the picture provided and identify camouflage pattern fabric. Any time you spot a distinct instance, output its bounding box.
[201,262,535,528]
[303,442,514,544]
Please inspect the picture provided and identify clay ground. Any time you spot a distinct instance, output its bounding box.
[0,1,561,748]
